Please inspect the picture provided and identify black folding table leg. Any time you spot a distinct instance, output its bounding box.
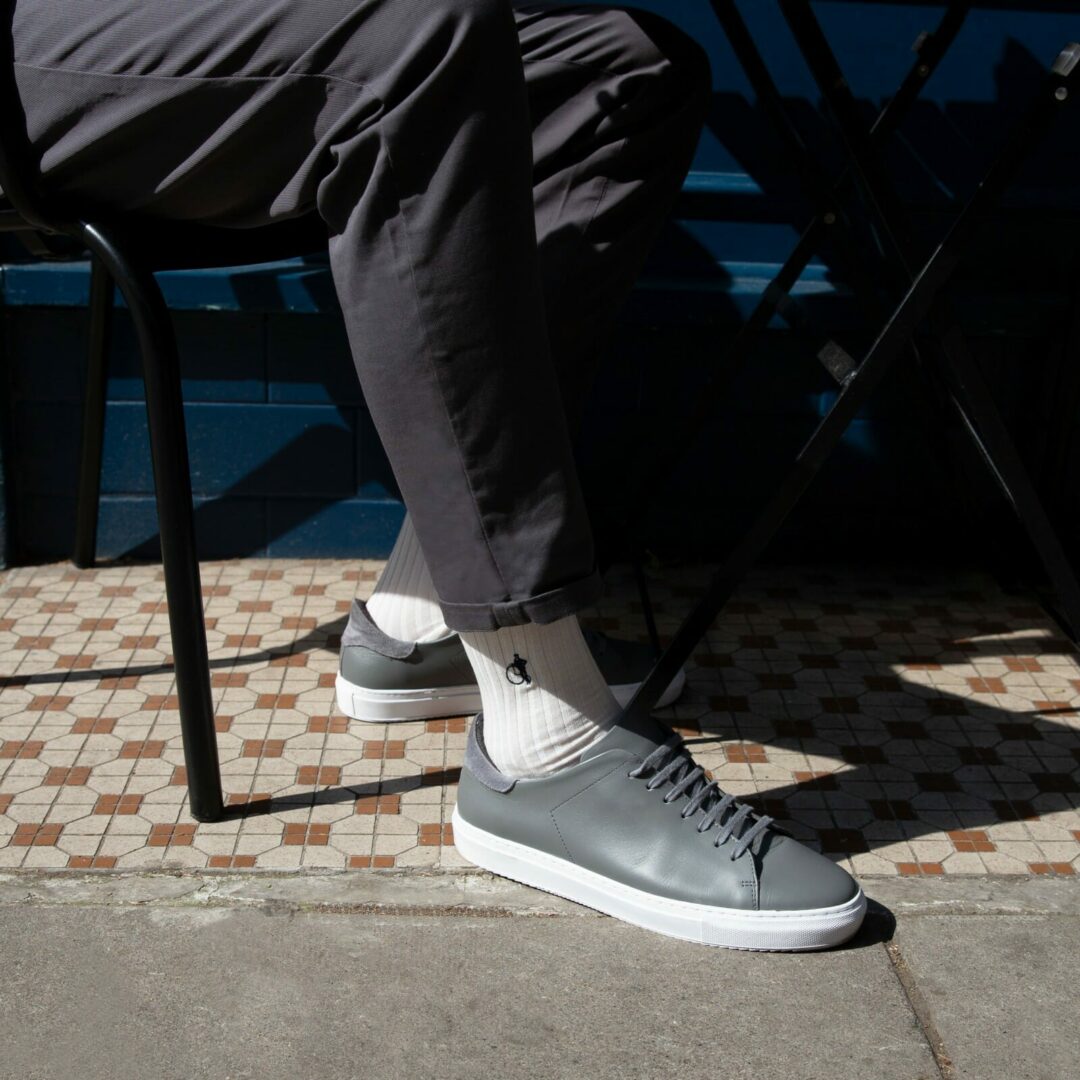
[935,321,1080,642]
[79,223,224,823]
[621,43,1079,726]
[629,0,970,508]
[72,257,112,569]
[778,0,923,278]
[779,0,1080,643]
[1042,281,1080,504]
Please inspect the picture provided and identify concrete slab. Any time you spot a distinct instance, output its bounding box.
[0,867,586,917]
[0,905,935,1080]
[895,914,1080,1080]
[2,868,1077,918]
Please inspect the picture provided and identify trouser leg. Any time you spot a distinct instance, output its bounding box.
[331,6,710,624]
[365,5,711,638]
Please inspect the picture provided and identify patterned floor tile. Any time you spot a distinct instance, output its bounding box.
[1,560,1078,878]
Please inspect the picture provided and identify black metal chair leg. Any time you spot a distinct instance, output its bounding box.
[937,322,1080,644]
[72,256,112,569]
[80,222,224,823]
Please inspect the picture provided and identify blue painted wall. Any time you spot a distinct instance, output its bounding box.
[2,1,1079,567]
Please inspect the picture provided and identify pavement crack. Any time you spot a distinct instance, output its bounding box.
[884,940,956,1080]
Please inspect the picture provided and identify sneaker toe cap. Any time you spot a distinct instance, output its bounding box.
[756,833,861,911]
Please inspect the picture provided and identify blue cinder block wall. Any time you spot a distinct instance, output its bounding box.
[2,1,1079,567]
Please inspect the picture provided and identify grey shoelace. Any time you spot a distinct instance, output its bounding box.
[628,736,774,860]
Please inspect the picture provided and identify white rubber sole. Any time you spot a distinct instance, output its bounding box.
[335,673,481,722]
[451,808,867,952]
[336,665,687,724]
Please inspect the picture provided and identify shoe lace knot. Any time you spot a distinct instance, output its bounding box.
[628,736,773,860]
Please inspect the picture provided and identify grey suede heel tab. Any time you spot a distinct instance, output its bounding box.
[465,714,516,793]
[340,599,417,659]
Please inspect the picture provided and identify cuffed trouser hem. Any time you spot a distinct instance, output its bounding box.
[438,567,604,632]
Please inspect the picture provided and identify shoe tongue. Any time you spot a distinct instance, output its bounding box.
[580,711,671,764]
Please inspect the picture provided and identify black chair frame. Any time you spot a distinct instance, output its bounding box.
[623,1,1080,729]
[0,23,326,822]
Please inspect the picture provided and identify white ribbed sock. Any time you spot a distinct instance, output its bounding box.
[366,514,451,644]
[460,615,620,778]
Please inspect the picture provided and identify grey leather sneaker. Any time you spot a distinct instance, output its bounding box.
[336,601,686,722]
[452,714,867,951]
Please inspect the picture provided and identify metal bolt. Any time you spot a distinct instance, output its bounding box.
[1056,86,1068,102]
[918,64,930,77]
[824,212,837,225]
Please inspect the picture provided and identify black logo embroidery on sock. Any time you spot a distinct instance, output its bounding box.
[505,653,532,685]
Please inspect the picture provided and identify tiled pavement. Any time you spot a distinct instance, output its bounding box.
[1,558,1078,880]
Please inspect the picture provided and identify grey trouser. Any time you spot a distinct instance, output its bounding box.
[12,0,710,630]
